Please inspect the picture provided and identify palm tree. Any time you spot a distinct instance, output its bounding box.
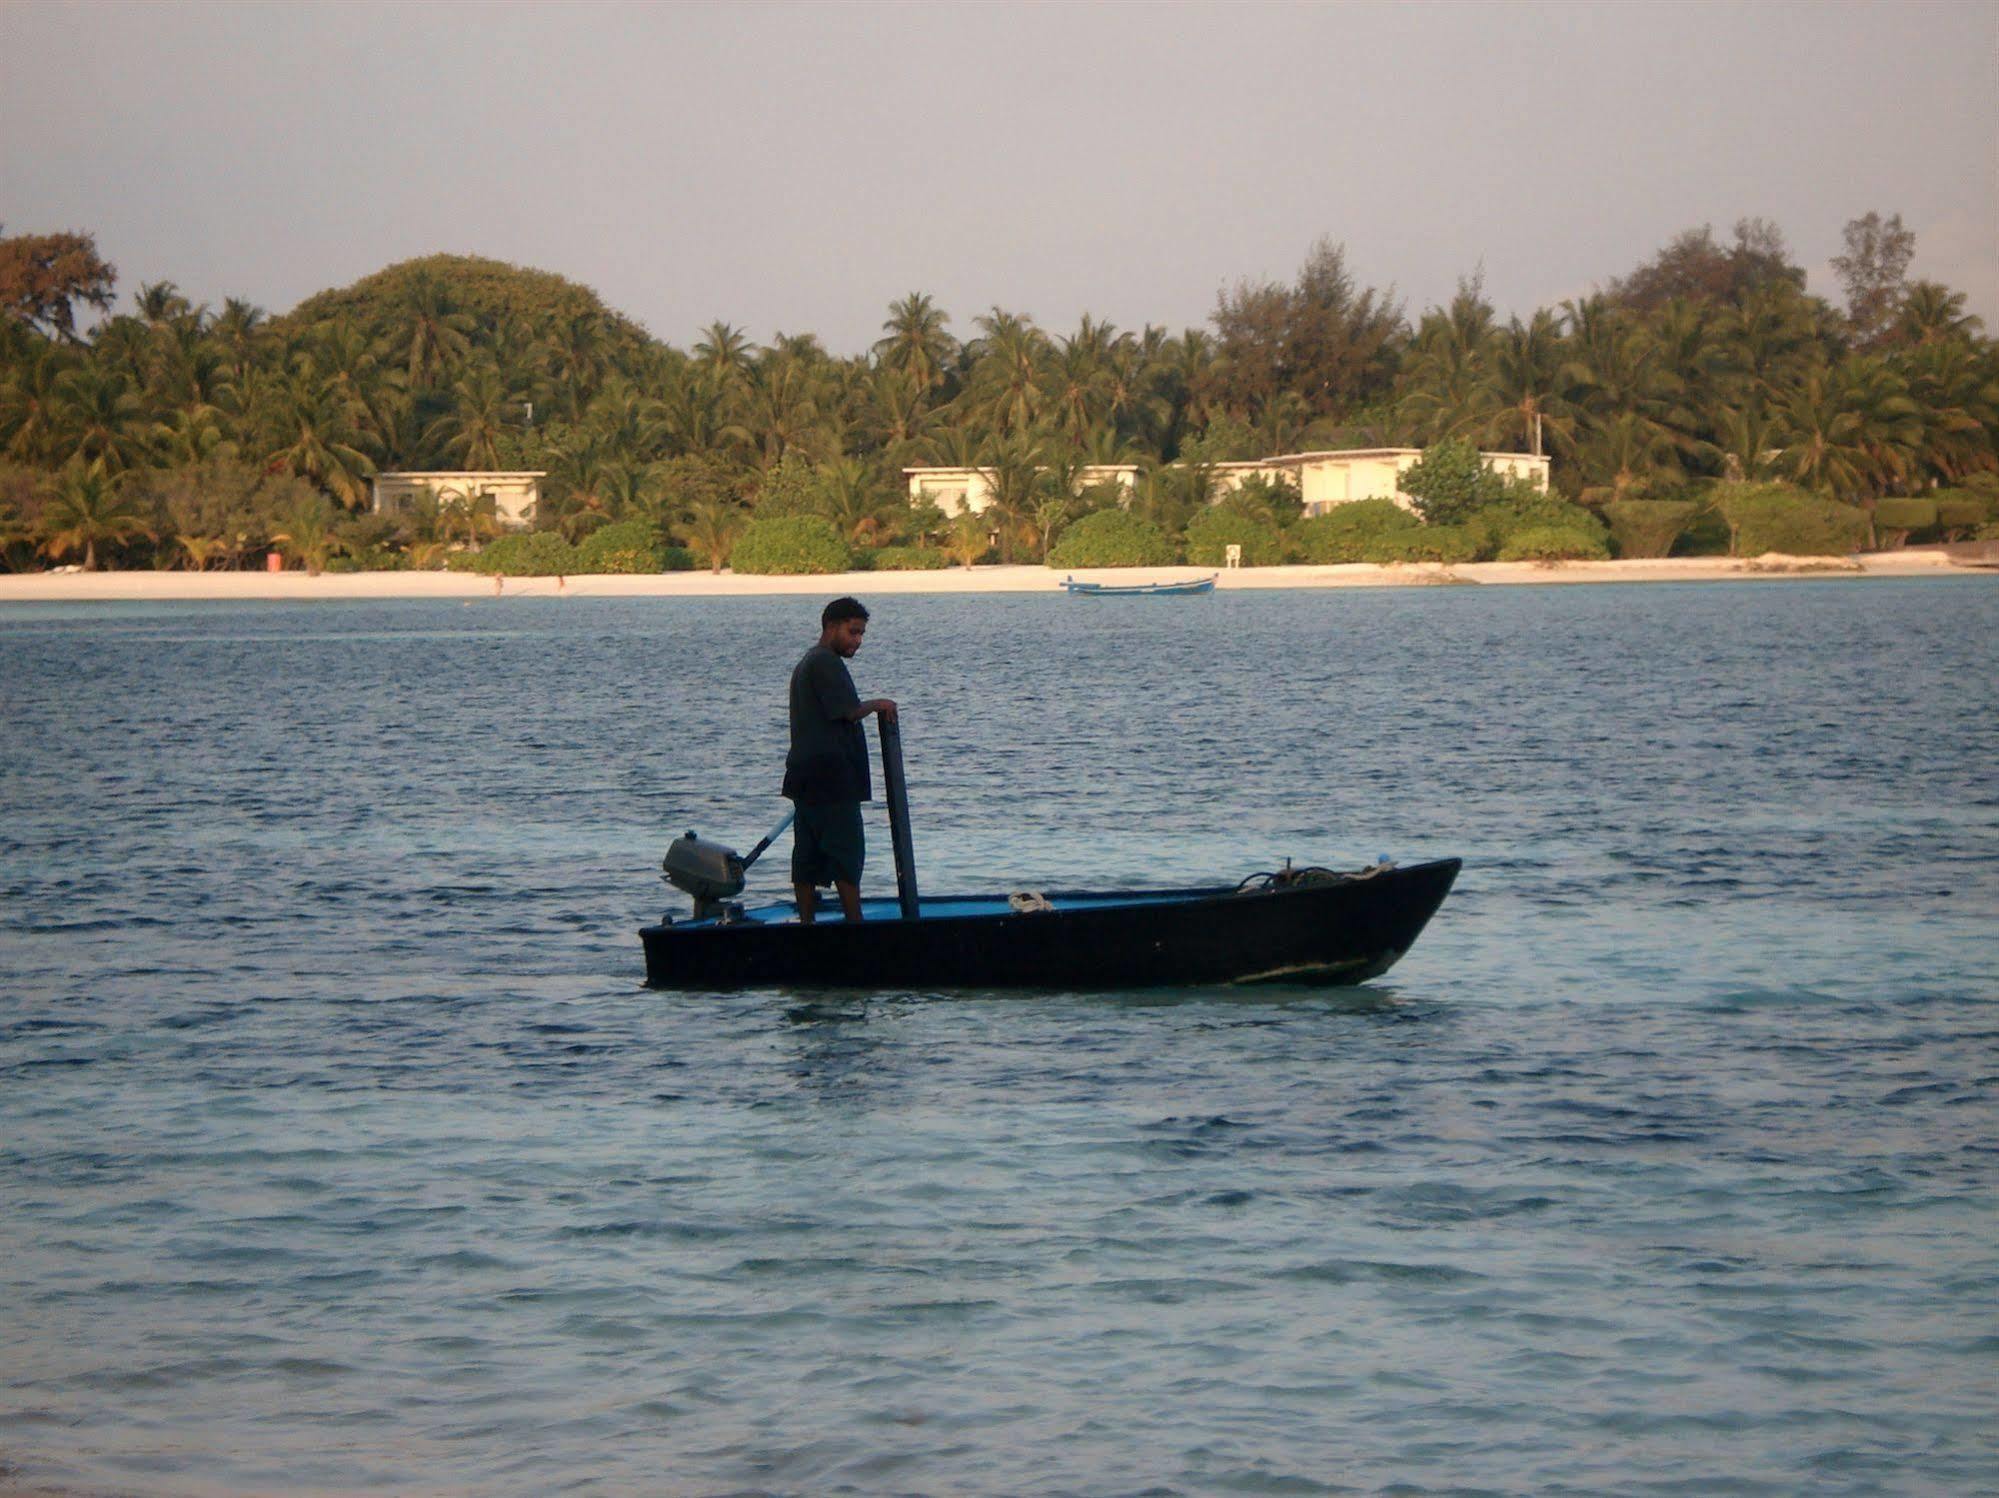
[1156,328,1220,457]
[177,533,228,571]
[1576,410,1681,503]
[212,298,268,389]
[156,406,235,468]
[874,294,954,390]
[544,312,609,420]
[1480,310,1577,459]
[817,458,897,544]
[38,462,149,570]
[1900,337,1999,483]
[426,361,515,471]
[970,309,1047,436]
[271,491,345,575]
[1768,372,1871,500]
[258,366,377,508]
[944,510,990,569]
[973,430,1046,561]
[398,271,473,389]
[52,363,150,472]
[135,280,193,328]
[1710,396,1780,483]
[1893,282,1983,349]
[742,354,826,465]
[1047,320,1115,444]
[1837,357,1924,501]
[676,496,747,573]
[693,322,756,386]
[0,340,76,464]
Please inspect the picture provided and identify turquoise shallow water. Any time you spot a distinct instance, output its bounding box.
[2,580,1996,1496]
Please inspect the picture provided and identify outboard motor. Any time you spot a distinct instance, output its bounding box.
[661,832,748,922]
[661,809,795,922]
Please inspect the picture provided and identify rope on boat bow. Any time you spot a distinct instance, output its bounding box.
[1234,858,1395,894]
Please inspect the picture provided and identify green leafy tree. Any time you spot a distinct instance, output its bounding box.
[1831,211,1916,350]
[1397,439,1509,524]
[0,229,118,340]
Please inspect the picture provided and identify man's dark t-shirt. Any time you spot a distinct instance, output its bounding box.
[782,644,872,805]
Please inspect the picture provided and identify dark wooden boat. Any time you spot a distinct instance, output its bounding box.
[1060,573,1217,596]
[640,858,1459,990]
[640,719,1459,991]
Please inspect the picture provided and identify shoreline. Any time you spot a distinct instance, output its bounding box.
[0,550,1980,602]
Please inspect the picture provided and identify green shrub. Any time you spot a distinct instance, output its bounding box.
[1497,525,1612,562]
[453,530,578,575]
[574,519,667,573]
[1293,499,1419,562]
[1931,489,1991,540]
[1870,498,1937,548]
[1045,509,1178,568]
[1467,495,1609,560]
[729,515,854,574]
[1712,483,1869,556]
[1184,507,1287,566]
[1603,499,1700,558]
[1367,525,1480,564]
[866,546,950,571]
[1398,439,1507,524]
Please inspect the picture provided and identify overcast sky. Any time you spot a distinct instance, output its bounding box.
[3,0,1994,353]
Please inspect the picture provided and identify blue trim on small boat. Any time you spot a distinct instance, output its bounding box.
[677,887,1219,930]
[1059,574,1217,596]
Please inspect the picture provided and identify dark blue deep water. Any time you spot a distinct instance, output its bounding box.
[2,580,1996,1497]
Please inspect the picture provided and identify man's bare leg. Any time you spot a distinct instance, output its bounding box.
[834,880,863,922]
[793,883,817,924]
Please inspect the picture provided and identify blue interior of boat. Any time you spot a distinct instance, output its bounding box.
[667,889,1218,929]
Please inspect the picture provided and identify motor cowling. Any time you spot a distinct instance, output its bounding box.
[662,831,745,917]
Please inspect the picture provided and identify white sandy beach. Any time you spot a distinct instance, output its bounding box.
[0,551,1981,603]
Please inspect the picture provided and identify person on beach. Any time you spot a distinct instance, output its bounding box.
[784,597,896,923]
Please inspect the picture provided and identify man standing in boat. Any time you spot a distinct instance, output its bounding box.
[785,597,896,923]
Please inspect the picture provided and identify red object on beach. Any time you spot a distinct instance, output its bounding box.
[266,552,283,573]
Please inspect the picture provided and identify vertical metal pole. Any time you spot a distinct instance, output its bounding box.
[877,715,921,920]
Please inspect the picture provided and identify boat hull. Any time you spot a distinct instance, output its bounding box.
[1060,575,1216,596]
[639,858,1460,991]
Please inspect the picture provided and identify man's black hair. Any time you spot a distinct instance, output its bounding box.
[822,597,869,627]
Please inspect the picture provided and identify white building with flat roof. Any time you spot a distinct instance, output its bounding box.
[904,448,1547,518]
[904,464,1141,518]
[371,472,546,529]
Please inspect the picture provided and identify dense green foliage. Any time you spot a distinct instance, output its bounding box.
[1371,526,1481,564]
[1,215,1994,572]
[1396,439,1515,525]
[865,545,950,571]
[1497,525,1613,562]
[1292,499,1420,562]
[1045,510,1177,568]
[1870,498,1936,547]
[575,519,684,573]
[1184,507,1286,566]
[449,530,577,576]
[728,515,854,575]
[1465,495,1609,560]
[1602,499,1700,558]
[1712,483,1871,556]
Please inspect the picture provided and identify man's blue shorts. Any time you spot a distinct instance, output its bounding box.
[792,801,864,887]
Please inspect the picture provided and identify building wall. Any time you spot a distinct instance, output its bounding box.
[904,450,1550,521]
[372,472,545,528]
[907,465,1138,518]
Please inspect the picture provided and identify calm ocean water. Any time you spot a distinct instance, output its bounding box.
[2,579,1996,1497]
